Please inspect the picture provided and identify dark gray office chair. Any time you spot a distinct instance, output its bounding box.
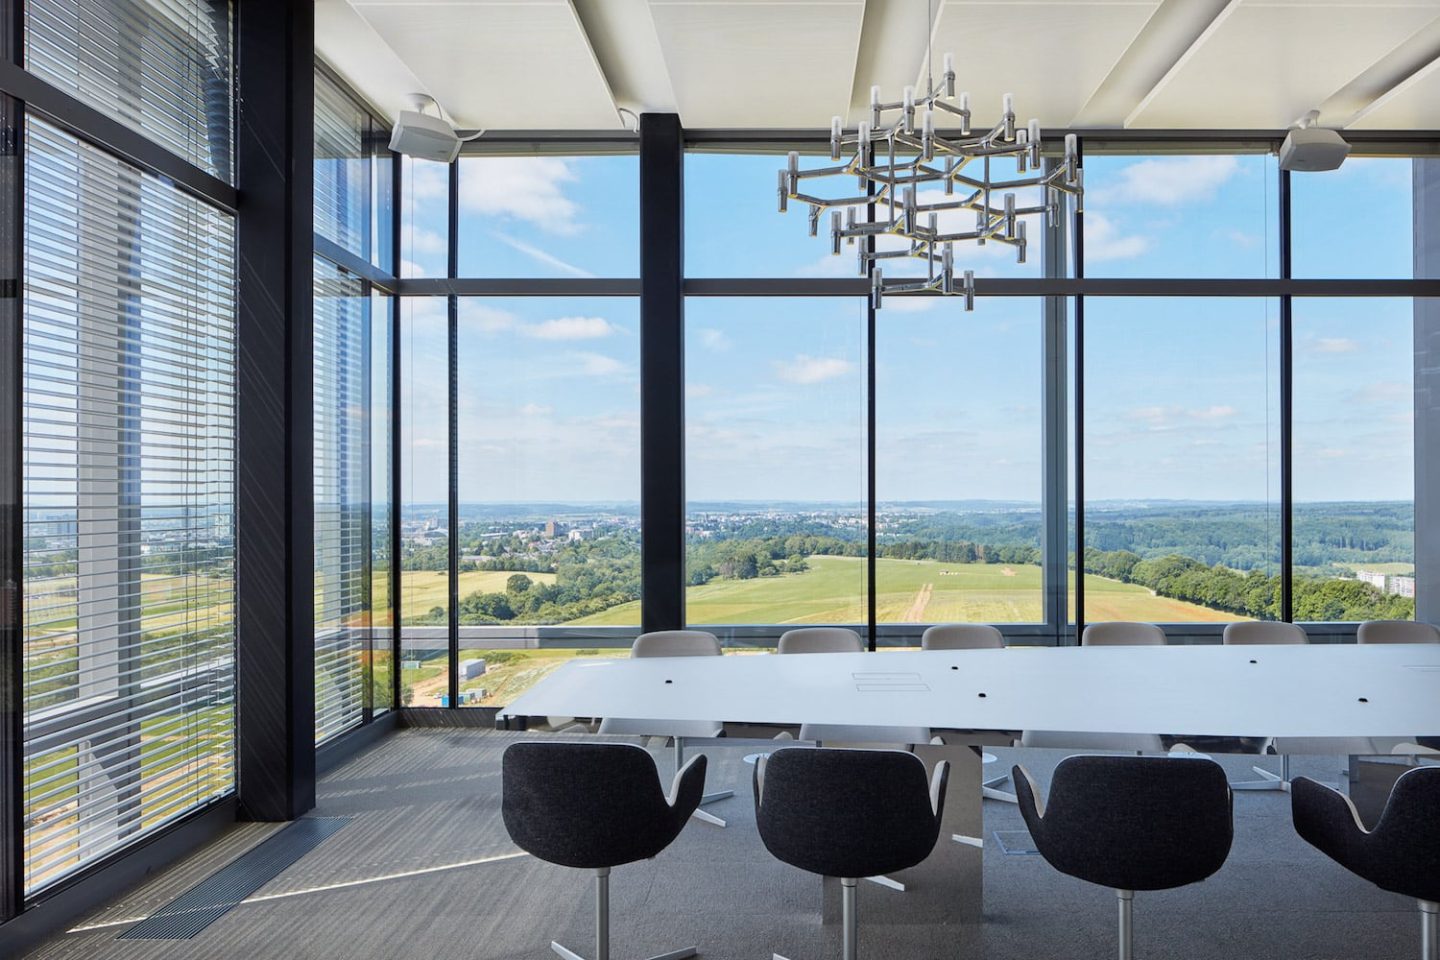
[502,741,707,960]
[1292,768,1440,960]
[754,747,949,960]
[1013,755,1233,960]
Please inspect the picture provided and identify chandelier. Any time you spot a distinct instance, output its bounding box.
[778,56,1083,310]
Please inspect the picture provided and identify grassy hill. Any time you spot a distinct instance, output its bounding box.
[568,555,1234,626]
[400,569,557,622]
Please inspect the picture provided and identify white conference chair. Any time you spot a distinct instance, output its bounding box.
[777,626,928,891]
[598,630,735,827]
[1082,621,1166,646]
[1358,620,1440,644]
[1224,620,1308,792]
[921,623,1004,650]
[922,624,1014,806]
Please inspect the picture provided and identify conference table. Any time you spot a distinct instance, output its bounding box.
[497,643,1440,925]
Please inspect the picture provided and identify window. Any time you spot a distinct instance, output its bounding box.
[874,298,1045,630]
[452,297,640,703]
[1292,158,1414,279]
[1291,299,1414,621]
[401,156,448,279]
[400,297,449,706]
[1081,297,1281,624]
[370,291,394,713]
[457,155,638,277]
[26,0,233,180]
[315,70,373,260]
[1082,152,1277,279]
[312,260,371,742]
[684,298,868,631]
[22,117,236,893]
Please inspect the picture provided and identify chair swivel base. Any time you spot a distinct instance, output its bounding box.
[551,943,695,960]
[690,788,735,827]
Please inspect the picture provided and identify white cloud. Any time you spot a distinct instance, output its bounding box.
[400,259,428,279]
[1190,405,1238,421]
[687,383,715,399]
[409,228,446,255]
[518,403,552,416]
[697,328,731,352]
[523,316,617,341]
[1083,212,1149,262]
[574,352,625,377]
[458,302,516,333]
[1311,337,1360,354]
[490,232,595,278]
[460,157,582,234]
[407,159,449,201]
[1091,155,1240,207]
[774,354,855,385]
[796,251,863,278]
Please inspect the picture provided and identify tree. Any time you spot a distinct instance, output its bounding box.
[506,573,533,593]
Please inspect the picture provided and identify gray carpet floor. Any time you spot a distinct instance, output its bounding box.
[25,729,1424,960]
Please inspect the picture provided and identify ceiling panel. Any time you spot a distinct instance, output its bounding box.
[647,0,866,128]
[1129,0,1440,129]
[928,0,1162,128]
[347,0,622,129]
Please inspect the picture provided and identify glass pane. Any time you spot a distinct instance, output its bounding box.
[1082,297,1281,623]
[1292,158,1414,279]
[401,156,449,279]
[1082,153,1278,278]
[685,298,868,635]
[314,71,371,260]
[875,298,1044,633]
[454,297,640,706]
[313,260,369,742]
[26,0,233,180]
[457,155,638,277]
[371,291,394,713]
[400,297,449,706]
[1292,298,1414,621]
[22,118,236,893]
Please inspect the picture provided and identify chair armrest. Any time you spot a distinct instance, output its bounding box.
[930,759,950,819]
[1011,764,1047,848]
[667,753,708,822]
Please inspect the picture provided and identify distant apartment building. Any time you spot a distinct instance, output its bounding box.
[1391,575,1416,598]
[543,520,560,538]
[1355,570,1388,590]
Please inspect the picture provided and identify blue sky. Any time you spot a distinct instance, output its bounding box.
[398,151,1416,507]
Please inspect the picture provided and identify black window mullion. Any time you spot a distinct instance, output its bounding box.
[1279,167,1294,622]
[1072,139,1085,642]
[447,159,459,708]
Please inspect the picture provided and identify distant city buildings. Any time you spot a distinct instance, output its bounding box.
[1355,570,1415,597]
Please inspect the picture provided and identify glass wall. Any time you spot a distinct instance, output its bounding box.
[1081,298,1281,623]
[22,116,236,894]
[399,297,450,706]
[684,298,868,631]
[874,298,1045,629]
[454,297,640,705]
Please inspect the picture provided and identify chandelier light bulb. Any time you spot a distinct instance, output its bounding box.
[830,116,842,161]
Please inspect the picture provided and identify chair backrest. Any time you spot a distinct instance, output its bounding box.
[632,629,723,657]
[1081,621,1166,646]
[754,747,945,879]
[921,623,1004,650]
[502,741,701,869]
[1292,767,1440,903]
[1014,755,1232,892]
[1222,620,1307,645]
[1356,620,1440,644]
[777,627,863,654]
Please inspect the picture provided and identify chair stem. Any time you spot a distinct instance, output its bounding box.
[596,868,610,960]
[1421,900,1437,960]
[842,878,859,960]
[1117,889,1134,960]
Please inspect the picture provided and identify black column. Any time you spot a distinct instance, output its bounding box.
[639,115,685,633]
[234,0,315,821]
[0,87,21,922]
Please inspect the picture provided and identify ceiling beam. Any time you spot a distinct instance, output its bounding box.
[1112,0,1238,129]
[1323,13,1440,128]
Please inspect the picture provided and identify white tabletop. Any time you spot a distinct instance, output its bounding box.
[498,644,1440,739]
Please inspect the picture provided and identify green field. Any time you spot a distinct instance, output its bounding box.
[401,568,557,622]
[569,555,1234,626]
[1328,561,1415,575]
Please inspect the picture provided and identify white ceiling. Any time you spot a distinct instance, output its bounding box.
[318,0,1440,131]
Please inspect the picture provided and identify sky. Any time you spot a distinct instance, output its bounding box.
[395,149,1417,507]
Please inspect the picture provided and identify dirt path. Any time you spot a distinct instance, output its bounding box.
[411,671,450,704]
[903,583,933,622]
